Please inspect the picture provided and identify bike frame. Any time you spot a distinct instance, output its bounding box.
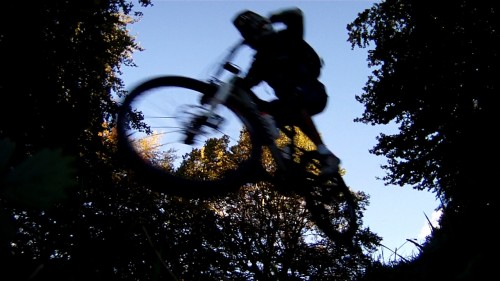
[202,41,291,180]
[116,40,358,243]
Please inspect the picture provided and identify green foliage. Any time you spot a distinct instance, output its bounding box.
[207,184,376,280]
[0,1,159,280]
[348,0,498,204]
[348,1,499,280]
[0,138,76,277]
[0,138,76,209]
[0,138,15,170]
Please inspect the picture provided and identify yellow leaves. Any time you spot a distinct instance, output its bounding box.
[279,126,316,151]
[136,131,161,151]
[98,121,118,144]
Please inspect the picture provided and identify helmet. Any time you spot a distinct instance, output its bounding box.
[233,10,274,47]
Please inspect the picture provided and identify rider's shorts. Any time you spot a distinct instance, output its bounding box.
[270,80,328,124]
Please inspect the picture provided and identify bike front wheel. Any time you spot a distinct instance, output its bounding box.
[117,76,263,197]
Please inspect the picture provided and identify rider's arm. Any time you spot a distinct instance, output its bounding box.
[235,58,271,110]
[269,7,304,39]
[238,56,264,89]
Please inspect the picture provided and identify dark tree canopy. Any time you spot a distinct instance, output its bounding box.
[347,1,498,210]
[348,1,499,280]
[1,1,150,157]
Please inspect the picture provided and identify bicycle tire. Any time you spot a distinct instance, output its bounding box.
[276,144,358,243]
[117,76,263,197]
[304,172,358,244]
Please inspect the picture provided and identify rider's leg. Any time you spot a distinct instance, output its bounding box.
[297,109,340,174]
[292,80,341,175]
[297,108,322,146]
[269,97,340,174]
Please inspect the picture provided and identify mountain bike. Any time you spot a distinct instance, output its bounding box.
[116,41,358,243]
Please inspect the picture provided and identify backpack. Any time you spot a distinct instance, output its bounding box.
[300,40,323,78]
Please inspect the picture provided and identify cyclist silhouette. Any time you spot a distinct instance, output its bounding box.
[232,7,340,175]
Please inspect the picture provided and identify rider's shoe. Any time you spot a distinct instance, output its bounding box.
[317,145,340,176]
[320,154,340,175]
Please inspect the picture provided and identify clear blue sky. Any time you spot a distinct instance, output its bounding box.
[120,0,440,261]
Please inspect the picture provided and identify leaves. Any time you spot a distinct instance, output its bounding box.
[347,2,499,280]
[1,139,76,209]
[347,0,499,201]
[0,138,16,171]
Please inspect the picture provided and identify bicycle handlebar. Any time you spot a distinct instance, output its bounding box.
[211,40,245,79]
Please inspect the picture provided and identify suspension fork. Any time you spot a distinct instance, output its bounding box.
[183,79,235,145]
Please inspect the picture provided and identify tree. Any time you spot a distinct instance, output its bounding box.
[161,129,379,280]
[208,184,375,281]
[346,0,498,214]
[347,1,499,279]
[0,1,169,280]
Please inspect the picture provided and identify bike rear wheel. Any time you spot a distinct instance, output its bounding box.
[117,76,263,197]
[281,147,358,244]
[304,172,358,244]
